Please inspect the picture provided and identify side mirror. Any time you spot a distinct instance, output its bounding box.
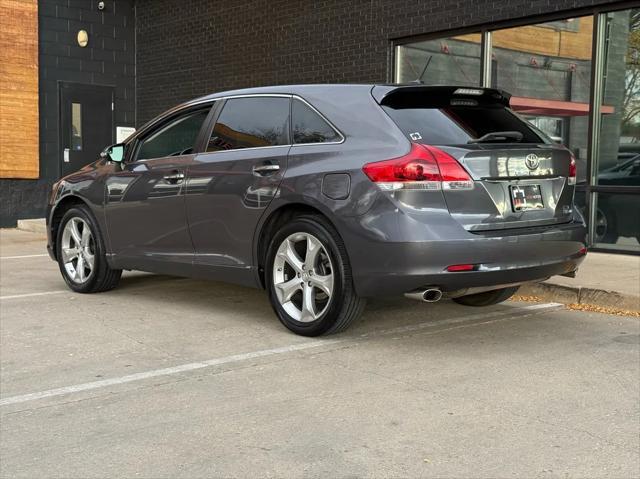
[100,144,125,163]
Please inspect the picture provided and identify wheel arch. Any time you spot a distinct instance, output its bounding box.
[49,195,93,261]
[254,202,346,289]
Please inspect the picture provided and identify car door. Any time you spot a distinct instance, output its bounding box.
[104,105,212,272]
[185,96,290,283]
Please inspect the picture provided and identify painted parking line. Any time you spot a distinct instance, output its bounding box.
[0,254,50,260]
[0,290,68,300]
[0,302,562,407]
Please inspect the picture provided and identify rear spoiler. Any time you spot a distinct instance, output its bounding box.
[371,85,512,108]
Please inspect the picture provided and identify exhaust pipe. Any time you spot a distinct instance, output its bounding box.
[423,288,443,302]
[404,288,443,303]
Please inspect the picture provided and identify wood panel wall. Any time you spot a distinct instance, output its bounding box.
[0,0,39,179]
[491,19,594,60]
[454,18,593,61]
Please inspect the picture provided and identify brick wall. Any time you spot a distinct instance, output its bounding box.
[0,0,135,227]
[135,0,623,125]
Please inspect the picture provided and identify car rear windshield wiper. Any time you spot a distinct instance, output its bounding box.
[468,131,524,144]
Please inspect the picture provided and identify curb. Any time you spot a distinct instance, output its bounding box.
[16,218,47,236]
[520,281,640,312]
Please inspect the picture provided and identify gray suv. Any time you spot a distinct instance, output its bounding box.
[46,84,587,336]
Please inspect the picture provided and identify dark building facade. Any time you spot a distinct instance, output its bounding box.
[1,0,135,227]
[135,0,623,123]
[2,0,638,253]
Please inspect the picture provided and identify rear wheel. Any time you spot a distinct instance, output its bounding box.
[452,286,519,307]
[265,215,365,336]
[595,206,618,244]
[56,205,122,293]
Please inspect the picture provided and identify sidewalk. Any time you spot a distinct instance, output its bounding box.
[11,220,640,311]
[520,252,640,311]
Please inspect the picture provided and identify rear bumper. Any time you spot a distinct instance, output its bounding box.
[346,219,587,297]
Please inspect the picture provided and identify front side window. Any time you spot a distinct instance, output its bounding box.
[292,99,341,144]
[207,97,289,151]
[137,108,210,161]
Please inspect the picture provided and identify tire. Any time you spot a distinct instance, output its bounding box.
[56,205,122,293]
[595,206,618,244]
[453,286,519,307]
[265,214,366,336]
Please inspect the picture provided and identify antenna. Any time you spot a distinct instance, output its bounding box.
[410,55,432,84]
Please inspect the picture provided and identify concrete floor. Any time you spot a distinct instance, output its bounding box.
[1,229,639,478]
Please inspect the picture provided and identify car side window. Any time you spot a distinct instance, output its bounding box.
[136,108,210,161]
[207,97,289,152]
[292,98,341,144]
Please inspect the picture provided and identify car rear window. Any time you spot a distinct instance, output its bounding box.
[382,103,545,145]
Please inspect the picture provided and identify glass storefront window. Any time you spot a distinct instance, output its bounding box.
[593,192,640,250]
[597,8,640,185]
[395,34,481,85]
[392,11,640,253]
[491,17,594,185]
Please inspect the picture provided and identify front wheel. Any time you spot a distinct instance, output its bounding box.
[265,214,365,336]
[56,205,122,293]
[452,286,519,307]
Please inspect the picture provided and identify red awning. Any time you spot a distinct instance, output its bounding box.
[510,96,615,117]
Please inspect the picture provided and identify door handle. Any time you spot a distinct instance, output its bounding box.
[163,171,185,184]
[252,164,280,176]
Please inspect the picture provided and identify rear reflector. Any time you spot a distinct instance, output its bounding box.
[578,247,587,255]
[446,264,475,272]
[362,143,474,191]
[568,154,577,185]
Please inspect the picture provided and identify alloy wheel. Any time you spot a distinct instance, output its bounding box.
[595,208,608,242]
[61,217,95,283]
[272,232,334,322]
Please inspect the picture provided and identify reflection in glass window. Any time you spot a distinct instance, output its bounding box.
[395,34,481,86]
[207,97,289,151]
[492,17,594,183]
[597,8,640,186]
[71,103,82,151]
[593,192,640,250]
[292,99,341,144]
[137,109,210,160]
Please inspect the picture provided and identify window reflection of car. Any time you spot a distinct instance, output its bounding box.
[578,154,640,244]
[242,185,277,209]
[598,155,640,186]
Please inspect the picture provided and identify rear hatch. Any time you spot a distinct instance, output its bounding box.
[372,85,576,231]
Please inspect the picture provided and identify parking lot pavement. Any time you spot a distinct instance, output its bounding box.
[1,229,639,479]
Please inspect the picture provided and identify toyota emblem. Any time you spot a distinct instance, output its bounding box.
[525,153,540,170]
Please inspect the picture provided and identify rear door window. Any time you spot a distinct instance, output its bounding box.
[207,97,290,151]
[383,102,545,145]
[292,98,341,144]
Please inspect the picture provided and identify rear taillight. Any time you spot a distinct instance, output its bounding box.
[568,154,577,185]
[362,143,474,191]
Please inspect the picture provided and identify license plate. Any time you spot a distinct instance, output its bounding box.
[510,184,543,211]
